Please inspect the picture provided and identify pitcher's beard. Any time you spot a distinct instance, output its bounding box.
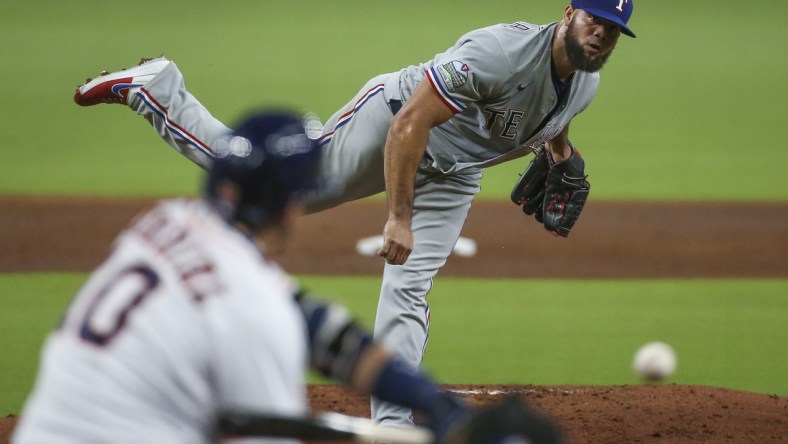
[564,19,613,72]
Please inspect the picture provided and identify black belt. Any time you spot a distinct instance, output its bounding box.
[388,99,403,115]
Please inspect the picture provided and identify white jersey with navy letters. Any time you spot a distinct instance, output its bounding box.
[13,199,308,444]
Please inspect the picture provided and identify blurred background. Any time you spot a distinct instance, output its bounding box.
[2,0,786,199]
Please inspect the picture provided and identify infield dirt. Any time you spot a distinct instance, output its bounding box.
[1,197,787,443]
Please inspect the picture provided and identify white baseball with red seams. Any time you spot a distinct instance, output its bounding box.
[633,341,677,381]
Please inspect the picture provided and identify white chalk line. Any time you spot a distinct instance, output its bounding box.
[448,388,591,396]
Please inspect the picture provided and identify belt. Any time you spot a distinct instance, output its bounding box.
[388,99,403,115]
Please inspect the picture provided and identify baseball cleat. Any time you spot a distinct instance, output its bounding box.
[74,56,170,106]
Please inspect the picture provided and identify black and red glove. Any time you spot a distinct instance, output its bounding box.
[511,146,590,237]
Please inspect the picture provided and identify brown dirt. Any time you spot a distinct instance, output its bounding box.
[2,197,787,443]
[304,384,788,444]
[3,197,787,277]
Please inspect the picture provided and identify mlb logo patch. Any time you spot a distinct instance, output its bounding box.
[437,60,469,92]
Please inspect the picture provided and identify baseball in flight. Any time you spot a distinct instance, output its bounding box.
[632,341,677,381]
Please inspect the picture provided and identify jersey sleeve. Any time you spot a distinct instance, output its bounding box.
[426,29,512,113]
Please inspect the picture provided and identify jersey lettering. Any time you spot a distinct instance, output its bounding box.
[616,0,628,12]
[482,108,506,131]
[507,22,531,32]
[501,111,524,139]
[483,106,525,140]
[78,265,160,346]
[133,208,224,302]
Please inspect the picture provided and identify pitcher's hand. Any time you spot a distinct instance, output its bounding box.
[377,219,413,265]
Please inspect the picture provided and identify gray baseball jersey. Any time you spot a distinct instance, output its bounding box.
[396,21,598,173]
[13,200,307,444]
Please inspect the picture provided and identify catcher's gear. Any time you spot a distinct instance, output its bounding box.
[511,146,590,237]
[441,395,563,444]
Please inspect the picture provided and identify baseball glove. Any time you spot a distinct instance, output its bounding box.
[510,147,551,222]
[511,146,590,237]
[440,395,563,444]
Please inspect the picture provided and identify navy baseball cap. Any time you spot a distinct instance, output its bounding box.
[571,0,636,38]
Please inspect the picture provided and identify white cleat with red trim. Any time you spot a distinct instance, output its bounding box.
[74,57,170,106]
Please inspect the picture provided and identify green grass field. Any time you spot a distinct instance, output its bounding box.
[1,0,787,417]
[299,276,788,395]
[1,0,787,199]
[2,274,786,414]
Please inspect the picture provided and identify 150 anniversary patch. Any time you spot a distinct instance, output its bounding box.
[437,60,469,92]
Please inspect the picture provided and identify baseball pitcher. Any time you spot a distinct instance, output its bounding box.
[70,0,635,427]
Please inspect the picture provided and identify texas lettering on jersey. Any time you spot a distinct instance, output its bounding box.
[482,106,525,140]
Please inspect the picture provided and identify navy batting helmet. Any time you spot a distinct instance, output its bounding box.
[204,109,323,230]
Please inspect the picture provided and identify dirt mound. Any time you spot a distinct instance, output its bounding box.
[3,385,785,443]
[307,384,788,443]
